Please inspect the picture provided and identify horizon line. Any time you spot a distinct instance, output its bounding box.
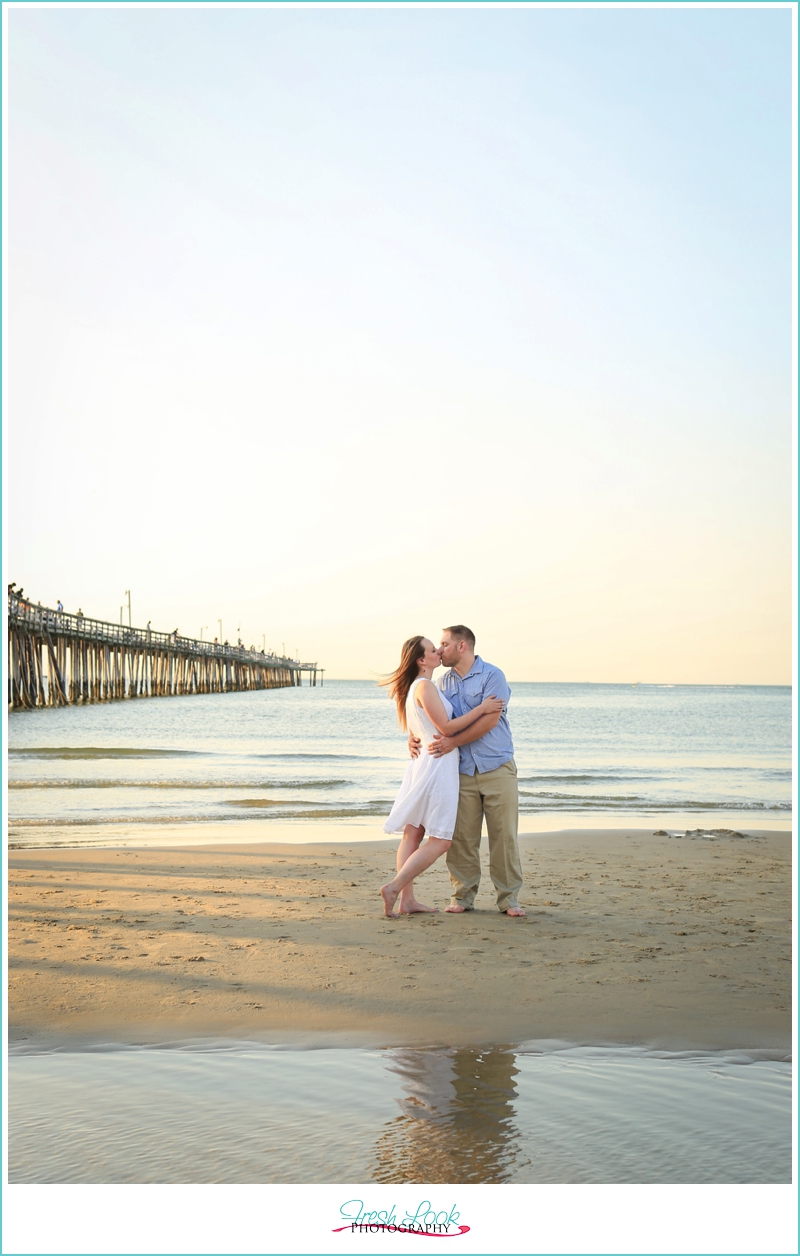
[326,677,792,688]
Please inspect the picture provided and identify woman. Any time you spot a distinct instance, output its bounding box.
[379,636,504,918]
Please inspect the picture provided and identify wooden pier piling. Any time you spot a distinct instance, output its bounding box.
[8,594,322,710]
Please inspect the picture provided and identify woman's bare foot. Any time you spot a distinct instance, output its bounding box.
[445,903,468,913]
[399,898,439,914]
[504,907,526,917]
[380,885,400,918]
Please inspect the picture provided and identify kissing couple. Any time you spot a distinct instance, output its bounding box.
[379,625,525,919]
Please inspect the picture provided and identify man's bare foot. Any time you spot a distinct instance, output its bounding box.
[504,907,526,917]
[380,885,400,918]
[399,899,439,914]
[445,903,468,913]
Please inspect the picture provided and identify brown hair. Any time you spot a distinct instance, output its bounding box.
[379,635,426,729]
[443,624,476,651]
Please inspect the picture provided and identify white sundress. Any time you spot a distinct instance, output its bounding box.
[383,678,460,841]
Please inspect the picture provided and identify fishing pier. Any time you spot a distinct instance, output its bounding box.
[8,594,323,711]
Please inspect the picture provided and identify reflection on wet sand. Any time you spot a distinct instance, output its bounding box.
[370,1046,527,1183]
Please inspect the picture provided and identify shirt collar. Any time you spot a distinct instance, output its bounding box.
[449,656,484,682]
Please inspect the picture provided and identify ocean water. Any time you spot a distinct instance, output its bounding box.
[8,1042,791,1184]
[7,681,791,846]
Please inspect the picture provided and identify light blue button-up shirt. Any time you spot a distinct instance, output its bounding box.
[437,656,514,775]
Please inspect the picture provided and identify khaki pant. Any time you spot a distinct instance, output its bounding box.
[446,759,523,911]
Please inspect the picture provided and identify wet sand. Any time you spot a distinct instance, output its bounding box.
[8,827,791,1050]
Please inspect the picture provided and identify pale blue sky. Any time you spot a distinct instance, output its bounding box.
[9,6,793,680]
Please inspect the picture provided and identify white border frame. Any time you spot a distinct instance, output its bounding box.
[2,4,796,1253]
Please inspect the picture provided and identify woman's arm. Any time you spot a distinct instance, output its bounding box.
[416,680,503,736]
[427,710,503,757]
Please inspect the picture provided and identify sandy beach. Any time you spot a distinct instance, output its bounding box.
[8,825,791,1051]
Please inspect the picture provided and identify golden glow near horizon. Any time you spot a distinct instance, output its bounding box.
[8,9,792,684]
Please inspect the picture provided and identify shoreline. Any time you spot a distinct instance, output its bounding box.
[7,814,791,851]
[9,1035,791,1061]
[9,827,791,1053]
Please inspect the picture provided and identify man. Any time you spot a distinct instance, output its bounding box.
[410,625,525,916]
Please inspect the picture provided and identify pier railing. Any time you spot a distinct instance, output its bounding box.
[8,594,323,710]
